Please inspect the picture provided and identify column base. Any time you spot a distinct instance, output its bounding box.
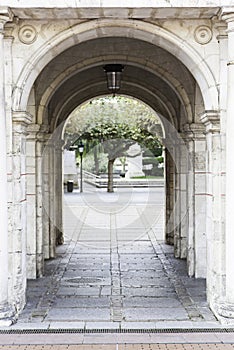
[211,298,234,325]
[0,303,16,327]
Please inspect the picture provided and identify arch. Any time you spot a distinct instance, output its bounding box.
[13,19,218,112]
[52,82,177,133]
[37,56,192,128]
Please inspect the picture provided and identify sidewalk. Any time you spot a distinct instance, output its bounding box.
[1,186,234,346]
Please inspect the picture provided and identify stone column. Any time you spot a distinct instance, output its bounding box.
[182,123,206,278]
[165,148,174,245]
[54,140,65,245]
[0,9,14,325]
[49,141,56,258]
[36,129,48,276]
[26,123,41,278]
[217,10,234,318]
[11,112,33,311]
[200,112,224,308]
[41,134,53,261]
[163,137,176,246]
[174,134,189,260]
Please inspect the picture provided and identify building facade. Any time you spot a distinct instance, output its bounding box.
[0,0,234,325]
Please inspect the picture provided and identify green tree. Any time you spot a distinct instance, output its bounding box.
[65,96,163,192]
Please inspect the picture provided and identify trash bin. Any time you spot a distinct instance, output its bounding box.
[67,180,74,192]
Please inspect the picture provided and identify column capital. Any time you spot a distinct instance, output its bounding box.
[213,21,228,41]
[200,110,220,134]
[219,8,234,32]
[27,123,41,134]
[12,111,33,127]
[181,123,205,141]
[0,7,13,32]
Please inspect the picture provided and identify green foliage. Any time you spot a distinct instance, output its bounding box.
[143,157,159,166]
[64,95,163,160]
[157,156,164,164]
[82,151,108,173]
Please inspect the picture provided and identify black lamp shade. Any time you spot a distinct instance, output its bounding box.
[104,64,124,94]
[78,142,84,154]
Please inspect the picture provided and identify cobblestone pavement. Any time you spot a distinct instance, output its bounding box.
[4,186,227,331]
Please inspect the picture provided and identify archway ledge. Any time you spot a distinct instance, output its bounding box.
[13,18,218,112]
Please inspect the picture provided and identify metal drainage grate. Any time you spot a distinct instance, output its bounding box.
[65,277,102,284]
[0,328,233,334]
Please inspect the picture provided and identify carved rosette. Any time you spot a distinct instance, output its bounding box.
[194,25,212,45]
[18,25,37,44]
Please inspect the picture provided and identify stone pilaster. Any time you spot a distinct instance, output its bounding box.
[54,140,65,246]
[10,112,32,312]
[215,10,234,320]
[163,132,189,260]
[164,147,175,245]
[41,134,59,260]
[0,8,15,325]
[182,123,206,278]
[175,135,190,260]
[200,111,224,311]
[162,137,176,248]
[35,126,46,277]
[41,133,52,261]
[26,123,41,279]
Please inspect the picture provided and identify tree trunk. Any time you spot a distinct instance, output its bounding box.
[94,147,99,174]
[107,158,115,192]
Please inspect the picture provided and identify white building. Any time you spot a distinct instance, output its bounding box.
[1,0,234,325]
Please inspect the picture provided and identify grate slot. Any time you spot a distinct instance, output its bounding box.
[0,328,233,334]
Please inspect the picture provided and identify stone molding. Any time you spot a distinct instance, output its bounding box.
[18,25,37,45]
[220,9,234,32]
[200,110,220,134]
[26,123,41,134]
[213,20,228,41]
[0,7,13,32]
[0,304,16,326]
[181,123,206,141]
[194,25,212,45]
[12,111,33,126]
[213,298,234,322]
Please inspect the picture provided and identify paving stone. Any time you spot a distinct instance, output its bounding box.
[123,297,182,308]
[52,297,110,308]
[49,321,85,329]
[46,308,111,321]
[122,287,177,297]
[85,321,120,329]
[121,278,172,288]
[123,307,189,321]
[57,287,100,296]
[100,286,112,296]
[121,321,157,329]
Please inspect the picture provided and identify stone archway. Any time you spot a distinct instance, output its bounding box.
[23,29,209,286]
[1,12,226,324]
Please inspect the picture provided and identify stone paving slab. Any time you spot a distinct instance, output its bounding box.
[122,297,182,308]
[46,308,111,321]
[52,297,110,308]
[123,308,189,321]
